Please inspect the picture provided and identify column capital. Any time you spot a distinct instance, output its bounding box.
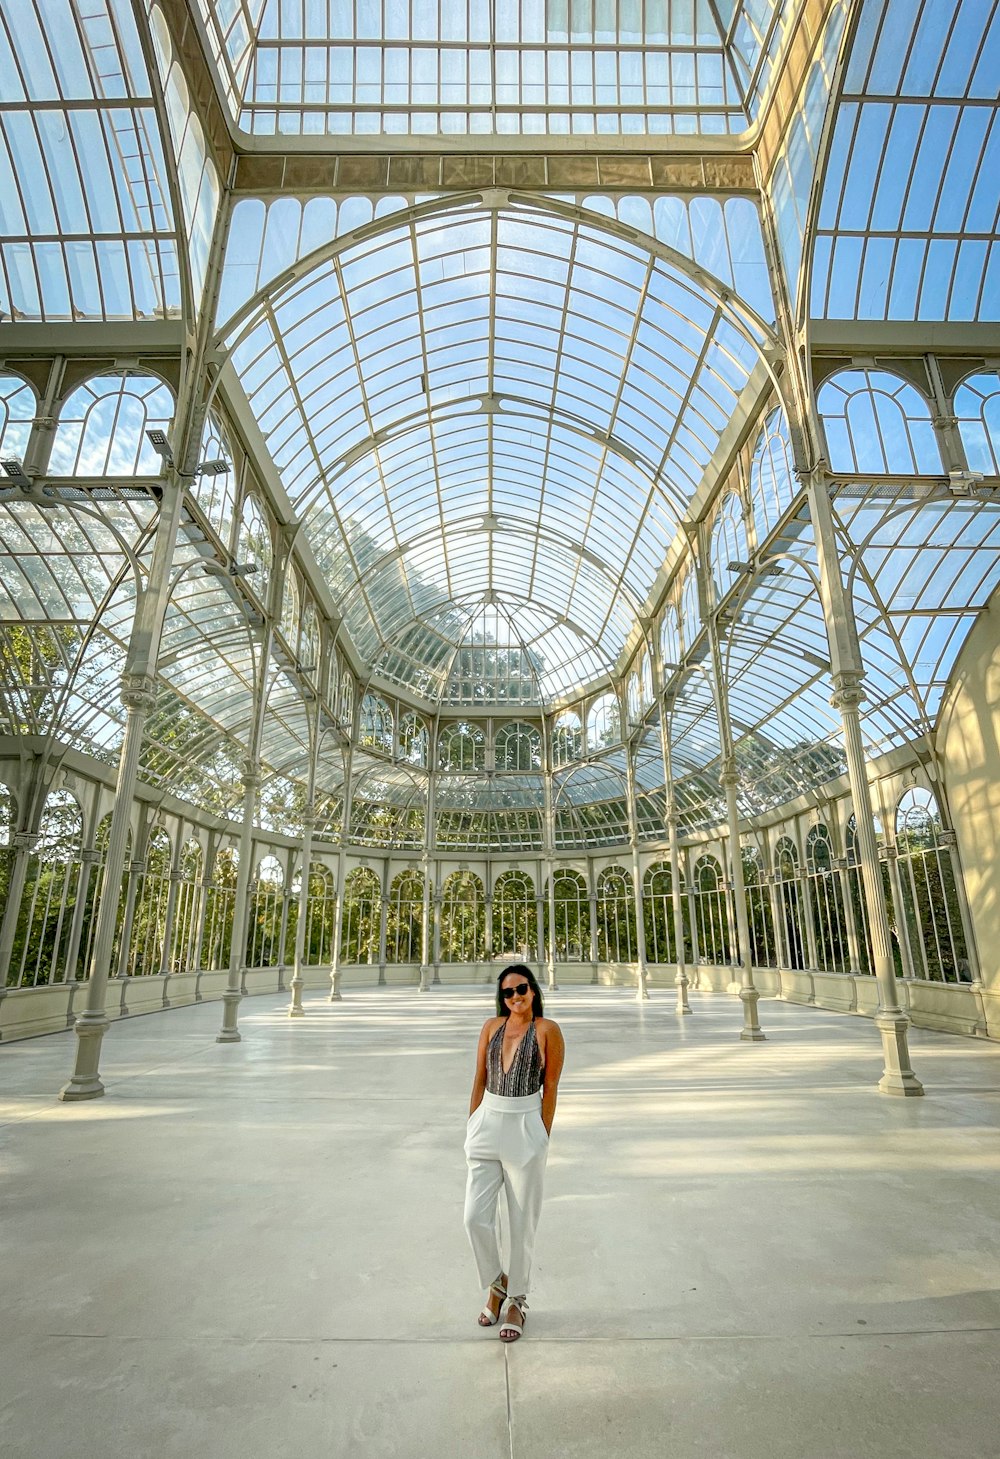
[937,828,958,847]
[168,867,186,882]
[120,672,157,712]
[81,848,102,865]
[301,804,317,829]
[829,670,866,710]
[13,831,40,852]
[240,757,261,789]
[719,765,739,789]
[127,859,147,875]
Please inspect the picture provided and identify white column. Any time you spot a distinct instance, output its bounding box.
[216,760,260,1042]
[288,806,315,1016]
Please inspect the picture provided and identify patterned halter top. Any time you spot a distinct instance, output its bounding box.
[487,1018,544,1097]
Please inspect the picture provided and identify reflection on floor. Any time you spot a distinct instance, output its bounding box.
[2,987,1000,1458]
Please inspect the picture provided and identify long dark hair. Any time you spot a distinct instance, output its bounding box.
[495,963,544,1020]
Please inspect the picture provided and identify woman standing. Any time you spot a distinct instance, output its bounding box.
[464,964,565,1342]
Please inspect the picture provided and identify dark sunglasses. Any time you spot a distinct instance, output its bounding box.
[501,983,530,999]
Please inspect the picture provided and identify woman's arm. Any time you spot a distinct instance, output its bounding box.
[539,1021,565,1136]
[469,1018,498,1116]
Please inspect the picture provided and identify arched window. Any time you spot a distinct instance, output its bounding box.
[643,861,687,964]
[680,569,701,654]
[495,721,541,771]
[955,372,1000,475]
[894,788,969,983]
[341,867,381,964]
[660,605,681,672]
[597,866,637,963]
[547,869,589,962]
[170,838,203,975]
[50,373,175,477]
[774,837,806,970]
[359,694,394,754]
[340,674,355,729]
[299,601,320,673]
[806,824,849,973]
[817,369,942,475]
[327,653,340,711]
[587,693,621,750]
[280,571,299,650]
[236,492,272,604]
[750,407,795,545]
[845,814,898,977]
[203,847,238,972]
[10,790,83,987]
[440,870,485,962]
[710,491,750,600]
[399,712,428,766]
[78,812,133,982]
[551,711,582,768]
[248,854,284,968]
[128,827,172,977]
[302,864,336,966]
[0,373,35,459]
[438,721,486,771]
[691,854,731,965]
[195,414,237,545]
[387,870,424,963]
[742,847,776,967]
[494,870,536,957]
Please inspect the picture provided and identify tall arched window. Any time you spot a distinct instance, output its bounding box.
[817,369,942,475]
[399,712,428,766]
[547,869,589,962]
[710,491,750,600]
[280,572,300,650]
[806,824,849,973]
[359,694,394,754]
[341,867,381,964]
[10,790,83,987]
[50,373,175,477]
[248,854,284,967]
[236,491,272,604]
[203,846,238,972]
[340,674,355,729]
[643,861,687,964]
[742,847,776,967]
[679,569,701,654]
[495,721,541,771]
[171,838,203,975]
[387,870,423,963]
[195,414,237,545]
[639,652,653,707]
[597,866,637,963]
[303,865,336,966]
[775,837,806,970]
[587,693,621,750]
[494,870,535,957]
[0,373,36,458]
[845,814,898,977]
[440,870,485,962]
[749,407,795,546]
[954,372,1000,475]
[300,601,320,672]
[691,854,731,965]
[894,788,969,983]
[551,711,582,767]
[79,813,132,982]
[660,604,681,671]
[438,721,486,771]
[128,827,172,977]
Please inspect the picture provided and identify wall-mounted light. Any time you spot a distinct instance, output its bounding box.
[145,428,173,465]
[1,457,32,488]
[196,458,229,476]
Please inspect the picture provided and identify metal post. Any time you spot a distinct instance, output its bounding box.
[216,760,260,1042]
[666,806,691,1013]
[418,850,432,991]
[288,806,315,1016]
[329,845,347,1001]
[624,747,649,1001]
[59,469,187,1098]
[377,858,389,985]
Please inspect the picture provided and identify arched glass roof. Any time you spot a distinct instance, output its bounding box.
[194,0,792,138]
[221,195,767,704]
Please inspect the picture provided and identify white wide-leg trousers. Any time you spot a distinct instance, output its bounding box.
[463,1090,549,1299]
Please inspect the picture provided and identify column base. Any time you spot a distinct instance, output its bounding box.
[738,985,766,1041]
[418,966,431,992]
[874,1009,924,1095]
[675,976,692,1015]
[58,1010,110,1100]
[216,989,243,1042]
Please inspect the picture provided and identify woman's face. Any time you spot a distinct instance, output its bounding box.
[501,975,532,1016]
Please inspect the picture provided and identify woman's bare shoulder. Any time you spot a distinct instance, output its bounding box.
[535,1016,562,1034]
[481,1014,504,1035]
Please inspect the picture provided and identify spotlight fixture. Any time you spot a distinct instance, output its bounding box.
[1,457,32,488]
[230,561,259,577]
[196,458,229,476]
[727,559,753,574]
[145,429,174,465]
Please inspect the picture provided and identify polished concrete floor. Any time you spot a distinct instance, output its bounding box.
[2,986,1000,1459]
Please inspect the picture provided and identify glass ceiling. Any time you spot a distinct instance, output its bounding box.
[221,195,766,704]
[194,0,790,138]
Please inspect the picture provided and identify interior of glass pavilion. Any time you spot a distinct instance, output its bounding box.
[1,0,999,1104]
